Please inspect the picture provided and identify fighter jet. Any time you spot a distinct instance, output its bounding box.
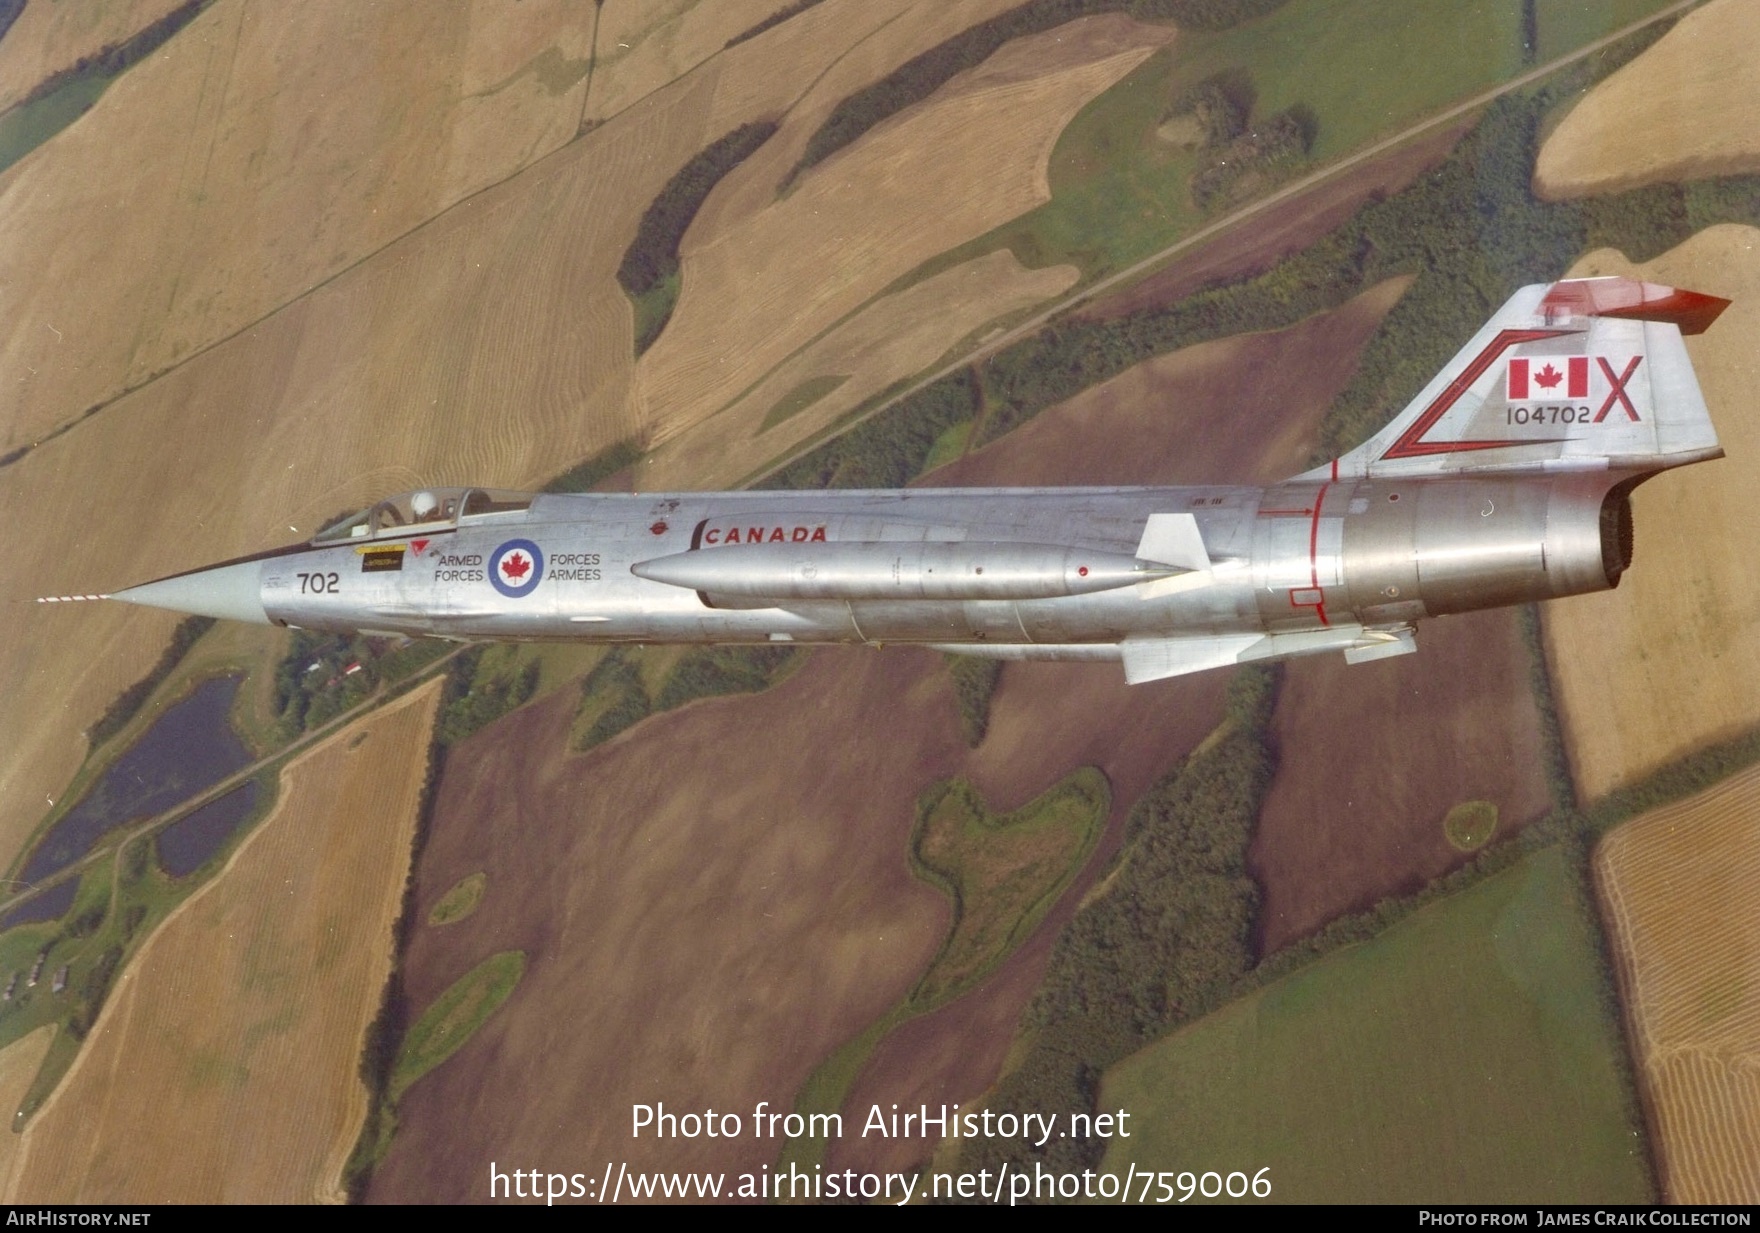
[62,276,1728,684]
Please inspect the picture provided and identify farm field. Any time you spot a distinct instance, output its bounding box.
[965,0,1678,278]
[933,276,1410,489]
[374,285,1413,1189]
[911,770,1108,1008]
[1099,846,1652,1204]
[1,0,1011,876]
[1076,117,1471,321]
[1597,762,1760,1204]
[4,681,441,1203]
[642,250,1078,490]
[0,0,627,451]
[1536,0,1760,198]
[4,0,1734,1204]
[0,1027,53,1195]
[1142,0,1673,167]
[830,285,1418,1178]
[0,0,187,112]
[1542,226,1760,799]
[630,13,1172,458]
[368,650,963,1199]
[580,0,777,126]
[780,768,1109,1172]
[1249,604,1553,954]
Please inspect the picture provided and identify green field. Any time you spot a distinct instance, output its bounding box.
[760,375,851,433]
[1098,845,1651,1203]
[781,767,1109,1171]
[427,873,486,927]
[1444,800,1499,852]
[910,768,1108,1006]
[921,0,1679,283]
[391,950,525,1100]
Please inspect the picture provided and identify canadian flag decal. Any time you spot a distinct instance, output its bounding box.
[1508,356,1588,400]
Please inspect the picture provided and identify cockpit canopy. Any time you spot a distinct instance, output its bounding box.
[311,488,535,544]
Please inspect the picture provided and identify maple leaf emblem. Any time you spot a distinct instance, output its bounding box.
[1534,362,1563,390]
[501,552,531,581]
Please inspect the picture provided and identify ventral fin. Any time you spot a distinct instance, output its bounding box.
[1135,513,1211,571]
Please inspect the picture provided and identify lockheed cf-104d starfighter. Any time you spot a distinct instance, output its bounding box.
[63,277,1729,684]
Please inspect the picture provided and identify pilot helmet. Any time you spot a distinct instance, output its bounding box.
[410,490,440,520]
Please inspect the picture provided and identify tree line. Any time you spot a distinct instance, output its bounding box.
[617,121,780,354]
[955,664,1279,1179]
[5,0,209,117]
[573,645,801,752]
[725,0,827,50]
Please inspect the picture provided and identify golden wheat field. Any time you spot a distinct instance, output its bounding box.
[0,0,187,112]
[679,0,1030,247]
[0,1027,54,1197]
[0,0,622,452]
[632,13,1174,451]
[1536,0,1760,199]
[0,3,948,867]
[1542,226,1760,798]
[581,0,779,125]
[0,1,1131,870]
[5,680,440,1204]
[1596,762,1760,1204]
[642,250,1080,489]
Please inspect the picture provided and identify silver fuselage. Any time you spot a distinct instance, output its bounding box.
[88,276,1722,683]
[237,475,1626,652]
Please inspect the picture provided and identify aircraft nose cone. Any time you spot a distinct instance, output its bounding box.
[111,560,269,625]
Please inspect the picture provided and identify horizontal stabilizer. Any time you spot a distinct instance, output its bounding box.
[1120,634,1260,684]
[1121,624,1418,683]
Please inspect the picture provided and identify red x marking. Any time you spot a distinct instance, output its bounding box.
[1594,356,1643,422]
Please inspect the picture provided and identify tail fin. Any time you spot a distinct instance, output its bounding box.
[1305,277,1728,481]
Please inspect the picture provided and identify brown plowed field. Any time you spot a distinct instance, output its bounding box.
[7,680,441,1204]
[1543,227,1760,799]
[1249,607,1554,955]
[1536,0,1760,199]
[368,649,963,1198]
[1597,762,1760,1204]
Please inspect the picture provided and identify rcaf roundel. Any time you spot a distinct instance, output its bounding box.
[489,539,545,598]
